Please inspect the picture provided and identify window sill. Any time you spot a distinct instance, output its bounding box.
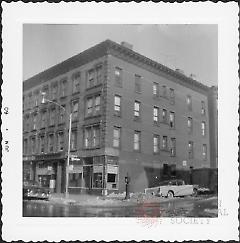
[84,146,101,150]
[86,83,102,91]
[84,114,101,120]
[72,91,80,95]
[160,148,170,153]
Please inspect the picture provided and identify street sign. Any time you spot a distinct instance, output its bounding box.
[71,157,81,161]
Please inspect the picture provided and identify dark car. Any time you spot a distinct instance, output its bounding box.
[23,180,51,200]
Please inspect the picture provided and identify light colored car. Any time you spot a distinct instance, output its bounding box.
[145,179,198,198]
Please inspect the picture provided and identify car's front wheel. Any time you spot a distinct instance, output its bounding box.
[167,191,174,198]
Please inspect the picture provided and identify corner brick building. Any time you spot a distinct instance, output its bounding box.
[23,39,218,194]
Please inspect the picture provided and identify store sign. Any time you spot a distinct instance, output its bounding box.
[182,160,187,166]
[93,165,103,173]
[23,155,35,161]
[107,165,118,174]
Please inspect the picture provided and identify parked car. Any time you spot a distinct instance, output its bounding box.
[23,180,51,200]
[144,179,198,198]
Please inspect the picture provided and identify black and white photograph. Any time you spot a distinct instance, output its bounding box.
[2,2,239,242]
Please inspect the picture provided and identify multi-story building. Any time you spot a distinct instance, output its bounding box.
[23,39,218,194]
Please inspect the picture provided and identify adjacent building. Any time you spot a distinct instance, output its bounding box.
[23,39,218,194]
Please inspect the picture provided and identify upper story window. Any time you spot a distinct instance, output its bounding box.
[96,65,103,85]
[135,74,142,93]
[94,95,101,114]
[153,82,159,97]
[201,121,206,136]
[134,101,141,119]
[57,131,64,151]
[134,131,141,151]
[170,138,176,157]
[86,97,93,116]
[169,88,175,104]
[72,72,80,94]
[162,85,167,98]
[92,126,100,148]
[188,141,194,159]
[72,100,79,120]
[186,95,192,111]
[32,113,38,130]
[113,127,121,148]
[162,109,167,123]
[115,67,122,87]
[153,134,160,154]
[84,125,100,149]
[31,136,36,154]
[202,144,207,160]
[23,138,28,155]
[162,136,168,150]
[70,130,77,151]
[85,95,101,117]
[201,101,206,115]
[87,69,95,88]
[153,106,159,123]
[187,117,193,133]
[28,92,33,109]
[51,83,58,100]
[48,134,54,153]
[58,105,66,124]
[33,90,40,107]
[42,85,49,100]
[49,108,56,126]
[169,111,175,128]
[41,110,47,128]
[114,95,121,116]
[60,79,68,97]
[40,135,45,153]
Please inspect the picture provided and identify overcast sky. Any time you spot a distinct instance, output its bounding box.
[23,24,217,86]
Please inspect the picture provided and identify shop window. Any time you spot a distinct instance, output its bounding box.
[72,72,80,94]
[134,101,141,119]
[153,82,159,97]
[115,67,122,87]
[93,173,103,188]
[169,111,175,128]
[114,95,121,116]
[135,74,141,93]
[153,106,159,123]
[134,131,141,151]
[69,173,83,187]
[107,173,117,183]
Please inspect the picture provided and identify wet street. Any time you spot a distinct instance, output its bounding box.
[23,196,218,217]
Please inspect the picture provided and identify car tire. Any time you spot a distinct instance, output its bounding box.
[192,188,198,197]
[167,191,174,198]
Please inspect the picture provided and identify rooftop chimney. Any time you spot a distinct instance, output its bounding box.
[121,41,133,50]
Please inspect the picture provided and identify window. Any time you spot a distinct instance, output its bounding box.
[202,144,207,160]
[59,106,65,124]
[134,131,141,151]
[134,101,141,119]
[84,126,100,149]
[113,127,121,148]
[169,112,175,128]
[186,95,192,111]
[115,67,122,87]
[87,69,95,88]
[51,83,58,100]
[72,72,80,93]
[71,130,77,150]
[57,132,64,151]
[169,88,175,104]
[60,79,68,97]
[153,135,159,153]
[48,134,54,153]
[114,95,121,116]
[162,109,167,123]
[92,126,100,147]
[24,115,30,132]
[69,173,83,188]
[84,127,91,148]
[31,137,36,154]
[187,117,193,133]
[93,171,103,188]
[162,136,168,150]
[170,138,176,156]
[40,135,45,153]
[188,141,194,159]
[107,173,117,183]
[33,113,38,130]
[96,65,103,84]
[94,95,101,114]
[42,86,49,100]
[153,82,159,97]
[162,85,167,97]
[201,101,206,115]
[28,93,33,109]
[49,109,56,126]
[153,106,159,123]
[86,97,93,116]
[135,74,141,93]
[23,139,28,154]
[72,100,79,120]
[33,90,40,106]
[201,121,206,136]
[41,110,47,128]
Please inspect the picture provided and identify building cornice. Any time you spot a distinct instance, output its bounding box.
[23,39,210,93]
